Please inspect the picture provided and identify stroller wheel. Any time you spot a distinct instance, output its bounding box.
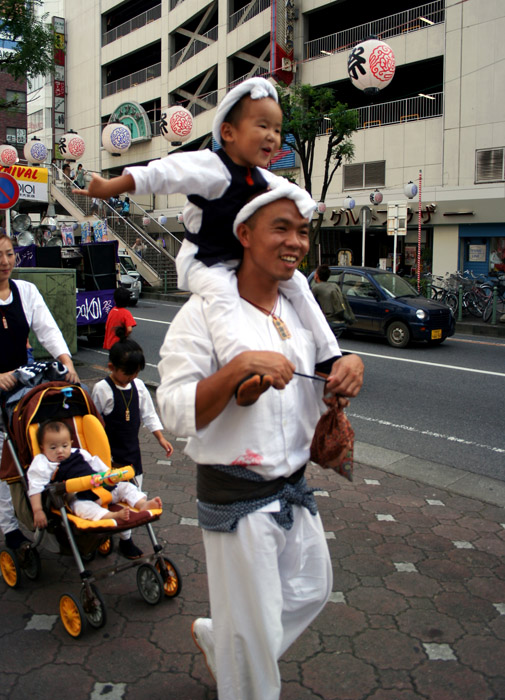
[155,557,182,598]
[80,583,107,629]
[0,548,21,588]
[23,547,42,581]
[97,537,114,557]
[137,563,164,605]
[60,593,87,638]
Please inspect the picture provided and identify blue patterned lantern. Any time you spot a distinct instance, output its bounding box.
[24,137,48,164]
[102,123,132,156]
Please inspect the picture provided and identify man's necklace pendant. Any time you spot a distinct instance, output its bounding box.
[2,315,7,330]
[272,314,291,340]
[125,409,130,422]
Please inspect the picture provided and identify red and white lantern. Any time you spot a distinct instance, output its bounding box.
[348,39,395,95]
[0,144,18,167]
[142,216,150,226]
[58,130,85,161]
[316,202,327,214]
[160,106,193,144]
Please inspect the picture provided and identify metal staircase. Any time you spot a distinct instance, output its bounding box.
[50,165,182,289]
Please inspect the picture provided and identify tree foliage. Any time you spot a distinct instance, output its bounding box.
[0,0,56,84]
[276,83,359,268]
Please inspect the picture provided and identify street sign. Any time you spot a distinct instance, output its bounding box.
[0,172,20,210]
[387,201,407,235]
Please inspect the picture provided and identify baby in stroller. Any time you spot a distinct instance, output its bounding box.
[28,420,162,529]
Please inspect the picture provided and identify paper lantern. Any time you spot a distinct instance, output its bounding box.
[404,181,418,199]
[142,217,150,226]
[0,144,18,167]
[343,196,355,210]
[24,137,47,164]
[158,215,167,225]
[160,106,193,144]
[348,39,395,95]
[102,123,131,155]
[58,130,85,160]
[369,189,383,205]
[176,212,184,224]
[316,202,326,214]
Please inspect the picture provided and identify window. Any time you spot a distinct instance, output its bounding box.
[6,127,27,145]
[28,109,44,134]
[343,161,385,190]
[5,90,26,112]
[475,148,504,183]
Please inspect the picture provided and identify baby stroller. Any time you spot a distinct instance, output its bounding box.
[0,380,181,638]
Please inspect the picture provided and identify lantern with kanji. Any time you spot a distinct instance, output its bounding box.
[348,38,395,95]
[160,106,193,145]
[24,137,48,164]
[0,144,19,167]
[102,123,131,156]
[58,130,85,161]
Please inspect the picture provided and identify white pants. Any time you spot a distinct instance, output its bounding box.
[202,506,333,700]
[70,481,146,521]
[0,432,19,535]
[177,240,340,365]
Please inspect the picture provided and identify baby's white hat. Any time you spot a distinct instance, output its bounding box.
[233,180,317,236]
[212,77,279,146]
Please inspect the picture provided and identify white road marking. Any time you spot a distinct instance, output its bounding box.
[340,347,505,378]
[349,412,505,454]
[133,316,172,325]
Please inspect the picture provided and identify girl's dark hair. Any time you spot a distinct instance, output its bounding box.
[109,330,145,374]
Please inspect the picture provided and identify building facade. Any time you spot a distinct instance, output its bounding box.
[38,0,505,276]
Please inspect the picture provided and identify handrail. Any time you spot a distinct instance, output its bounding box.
[169,25,218,70]
[304,0,444,60]
[103,63,161,98]
[102,5,162,47]
[229,0,271,31]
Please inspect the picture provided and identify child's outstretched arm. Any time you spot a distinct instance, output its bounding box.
[74,172,135,199]
[152,430,173,458]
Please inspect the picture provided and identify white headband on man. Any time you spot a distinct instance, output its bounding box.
[233,180,317,236]
[212,77,279,146]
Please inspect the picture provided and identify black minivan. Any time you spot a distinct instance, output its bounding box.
[309,267,455,348]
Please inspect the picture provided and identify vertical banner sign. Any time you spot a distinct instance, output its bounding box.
[52,17,66,159]
[271,0,295,85]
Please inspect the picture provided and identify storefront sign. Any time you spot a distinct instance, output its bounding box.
[468,244,486,262]
[0,165,48,202]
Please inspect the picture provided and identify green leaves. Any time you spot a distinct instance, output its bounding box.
[0,0,56,83]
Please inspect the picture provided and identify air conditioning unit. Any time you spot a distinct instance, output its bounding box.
[281,57,296,72]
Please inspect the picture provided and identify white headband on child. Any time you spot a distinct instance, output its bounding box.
[212,77,279,146]
[233,180,317,237]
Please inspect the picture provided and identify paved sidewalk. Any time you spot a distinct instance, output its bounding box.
[0,362,504,700]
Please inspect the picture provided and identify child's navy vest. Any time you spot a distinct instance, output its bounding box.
[103,376,143,475]
[186,149,269,267]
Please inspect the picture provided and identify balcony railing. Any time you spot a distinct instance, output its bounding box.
[187,90,218,118]
[305,0,444,60]
[102,5,162,47]
[170,0,185,9]
[170,26,218,70]
[229,67,270,90]
[316,92,443,135]
[102,63,161,98]
[229,0,271,32]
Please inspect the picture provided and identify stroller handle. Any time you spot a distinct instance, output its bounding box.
[64,465,135,494]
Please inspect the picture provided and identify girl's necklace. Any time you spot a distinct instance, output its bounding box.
[240,294,291,340]
[117,385,133,421]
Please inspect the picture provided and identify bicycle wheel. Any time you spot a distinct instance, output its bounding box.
[483,297,493,322]
[445,293,458,314]
[465,292,483,317]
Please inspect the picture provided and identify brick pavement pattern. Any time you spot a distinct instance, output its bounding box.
[0,363,504,700]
